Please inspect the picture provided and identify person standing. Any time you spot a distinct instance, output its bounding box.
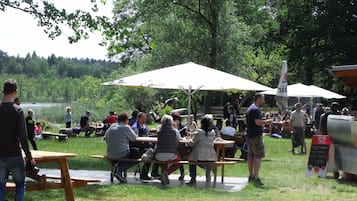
[65,106,72,128]
[246,94,271,186]
[0,79,36,201]
[26,110,38,150]
[314,104,324,131]
[290,103,307,154]
[319,102,340,135]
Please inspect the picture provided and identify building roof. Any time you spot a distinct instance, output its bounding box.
[331,65,357,89]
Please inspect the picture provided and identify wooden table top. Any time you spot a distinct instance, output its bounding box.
[30,150,77,161]
[136,137,158,143]
[136,137,234,145]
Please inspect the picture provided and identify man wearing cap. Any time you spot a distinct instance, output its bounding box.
[0,79,36,200]
[65,106,72,128]
[319,102,340,135]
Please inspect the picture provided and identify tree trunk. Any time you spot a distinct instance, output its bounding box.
[204,0,220,114]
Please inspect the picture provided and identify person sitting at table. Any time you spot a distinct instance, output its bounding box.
[131,112,159,180]
[155,115,182,186]
[220,120,238,158]
[171,114,188,181]
[34,122,43,140]
[221,120,236,137]
[80,111,95,137]
[107,111,118,126]
[227,105,238,129]
[129,110,139,126]
[172,113,188,137]
[272,112,282,122]
[203,114,221,138]
[105,112,138,183]
[187,117,217,186]
[186,116,198,132]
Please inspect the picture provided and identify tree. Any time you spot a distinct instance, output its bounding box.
[0,0,124,44]
[111,0,284,112]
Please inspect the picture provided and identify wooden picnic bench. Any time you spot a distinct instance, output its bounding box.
[91,154,238,187]
[6,151,100,201]
[153,160,237,187]
[91,155,142,182]
[42,132,68,142]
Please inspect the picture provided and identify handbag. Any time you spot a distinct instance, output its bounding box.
[141,148,155,162]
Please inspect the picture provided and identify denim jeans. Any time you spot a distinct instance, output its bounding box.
[0,157,26,201]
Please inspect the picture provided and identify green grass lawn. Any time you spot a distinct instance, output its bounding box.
[13,136,357,200]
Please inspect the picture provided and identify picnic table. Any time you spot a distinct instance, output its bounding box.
[136,136,235,183]
[7,151,99,201]
[31,151,76,201]
[136,136,234,160]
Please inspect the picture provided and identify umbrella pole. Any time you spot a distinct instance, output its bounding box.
[188,85,192,123]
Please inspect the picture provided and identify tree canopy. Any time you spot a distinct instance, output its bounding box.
[1,0,357,110]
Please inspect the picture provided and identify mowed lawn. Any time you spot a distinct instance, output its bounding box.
[14,136,357,201]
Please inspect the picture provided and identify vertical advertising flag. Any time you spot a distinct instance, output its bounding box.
[276,61,288,112]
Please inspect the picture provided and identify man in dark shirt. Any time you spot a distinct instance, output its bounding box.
[128,110,139,126]
[80,111,95,137]
[246,94,271,186]
[314,103,324,130]
[0,79,35,200]
[319,102,340,135]
[26,110,38,150]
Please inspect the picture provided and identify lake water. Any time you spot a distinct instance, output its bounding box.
[21,102,64,110]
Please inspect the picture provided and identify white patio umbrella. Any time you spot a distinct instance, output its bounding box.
[308,85,346,99]
[103,62,272,118]
[261,83,346,99]
[261,83,320,98]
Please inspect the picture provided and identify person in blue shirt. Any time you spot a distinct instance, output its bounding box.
[129,110,139,126]
[131,112,159,180]
[246,94,271,186]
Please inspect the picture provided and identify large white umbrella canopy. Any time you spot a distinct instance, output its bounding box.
[103,62,272,119]
[261,83,320,98]
[103,62,272,91]
[261,83,346,99]
[308,85,346,99]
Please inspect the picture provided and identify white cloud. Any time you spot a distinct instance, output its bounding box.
[0,0,114,60]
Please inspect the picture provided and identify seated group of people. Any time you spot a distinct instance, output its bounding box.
[104,111,218,186]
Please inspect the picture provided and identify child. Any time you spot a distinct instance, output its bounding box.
[34,122,43,140]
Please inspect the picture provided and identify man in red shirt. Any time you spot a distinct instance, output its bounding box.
[107,111,118,126]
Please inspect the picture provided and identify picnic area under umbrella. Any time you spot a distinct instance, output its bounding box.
[103,62,272,118]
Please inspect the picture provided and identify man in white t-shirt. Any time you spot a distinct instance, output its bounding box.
[290,103,307,154]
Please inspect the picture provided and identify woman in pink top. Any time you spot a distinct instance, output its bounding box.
[34,122,43,140]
